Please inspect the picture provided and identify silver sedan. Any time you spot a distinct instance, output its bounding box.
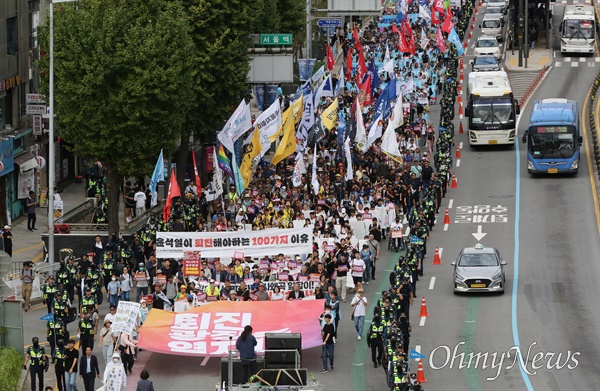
[451,244,507,294]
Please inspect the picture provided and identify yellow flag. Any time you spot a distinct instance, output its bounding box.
[269,96,304,142]
[271,115,297,165]
[240,127,261,187]
[321,98,338,131]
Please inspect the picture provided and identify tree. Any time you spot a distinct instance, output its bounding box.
[277,0,306,53]
[38,0,197,236]
[253,0,281,34]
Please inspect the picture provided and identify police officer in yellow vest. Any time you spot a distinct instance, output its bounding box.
[53,339,67,391]
[367,315,385,368]
[78,310,96,354]
[80,287,98,316]
[101,251,116,291]
[46,315,66,360]
[52,291,69,324]
[24,336,48,391]
[42,276,57,314]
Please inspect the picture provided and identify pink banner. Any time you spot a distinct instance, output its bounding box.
[138,300,325,357]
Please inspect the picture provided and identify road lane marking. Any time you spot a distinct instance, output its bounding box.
[443,224,449,231]
[428,277,436,290]
[352,362,365,366]
[448,199,454,209]
[439,247,443,260]
[414,345,422,361]
[201,356,210,366]
[13,242,43,254]
[459,142,463,149]
[456,159,461,167]
[419,317,426,327]
[583,85,600,234]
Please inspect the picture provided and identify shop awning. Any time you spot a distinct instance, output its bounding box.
[14,154,38,172]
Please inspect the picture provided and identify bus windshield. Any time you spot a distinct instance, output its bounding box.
[562,19,595,39]
[528,126,577,158]
[470,98,515,130]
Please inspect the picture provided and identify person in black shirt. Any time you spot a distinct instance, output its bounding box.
[3,225,13,256]
[321,314,335,373]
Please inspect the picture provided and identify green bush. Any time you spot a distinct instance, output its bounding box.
[0,347,24,391]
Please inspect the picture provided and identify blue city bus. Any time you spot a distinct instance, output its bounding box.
[521,99,582,175]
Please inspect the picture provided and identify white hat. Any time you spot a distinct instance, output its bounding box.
[3,225,9,230]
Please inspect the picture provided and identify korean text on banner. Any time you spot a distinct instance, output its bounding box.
[113,301,141,335]
[156,227,313,259]
[137,300,325,357]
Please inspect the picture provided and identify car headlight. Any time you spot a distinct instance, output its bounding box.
[570,159,578,169]
[527,160,535,170]
[455,273,465,281]
[492,271,503,281]
[561,39,568,46]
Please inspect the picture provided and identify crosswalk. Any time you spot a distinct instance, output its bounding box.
[554,0,595,4]
[555,57,600,67]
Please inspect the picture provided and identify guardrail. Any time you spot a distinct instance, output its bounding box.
[61,199,95,223]
[519,66,550,105]
[588,72,600,176]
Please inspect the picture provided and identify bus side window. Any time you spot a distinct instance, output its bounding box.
[521,130,527,143]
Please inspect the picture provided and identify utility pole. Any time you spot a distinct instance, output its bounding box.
[306,0,312,59]
[518,0,524,67]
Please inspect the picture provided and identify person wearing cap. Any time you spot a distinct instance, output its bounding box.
[255,283,270,301]
[46,312,66,360]
[205,279,220,301]
[134,262,150,302]
[175,285,189,302]
[227,290,239,301]
[25,336,48,391]
[51,290,70,324]
[78,310,96,354]
[3,224,12,256]
[99,319,116,365]
[80,286,98,315]
[42,276,58,314]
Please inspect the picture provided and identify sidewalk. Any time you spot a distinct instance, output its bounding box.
[10,181,87,266]
[505,47,552,71]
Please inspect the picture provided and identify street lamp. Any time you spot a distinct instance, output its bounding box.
[48,0,78,264]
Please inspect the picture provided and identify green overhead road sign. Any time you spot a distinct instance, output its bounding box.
[259,34,292,46]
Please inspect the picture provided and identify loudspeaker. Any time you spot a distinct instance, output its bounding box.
[254,368,308,386]
[264,350,299,369]
[264,333,302,350]
[220,357,265,387]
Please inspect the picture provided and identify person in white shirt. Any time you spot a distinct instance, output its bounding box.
[271,286,285,301]
[133,188,146,217]
[350,288,367,340]
[351,252,366,288]
[390,217,404,250]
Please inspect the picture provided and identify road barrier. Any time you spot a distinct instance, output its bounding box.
[520,66,549,106]
[587,71,600,177]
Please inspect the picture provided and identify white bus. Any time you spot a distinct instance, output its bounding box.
[560,5,596,54]
[466,71,520,146]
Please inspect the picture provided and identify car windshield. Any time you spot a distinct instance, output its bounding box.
[471,98,515,127]
[459,253,499,267]
[486,8,503,14]
[477,39,497,47]
[475,56,497,65]
[528,131,577,158]
[482,20,500,28]
[563,19,595,40]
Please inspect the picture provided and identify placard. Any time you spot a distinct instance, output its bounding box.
[134,272,148,282]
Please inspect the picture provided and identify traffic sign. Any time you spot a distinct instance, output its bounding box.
[26,105,46,115]
[32,114,42,136]
[40,313,54,322]
[26,94,45,103]
[259,34,292,46]
[317,19,342,27]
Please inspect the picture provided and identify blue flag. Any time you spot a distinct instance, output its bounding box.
[40,313,54,322]
[448,28,465,57]
[231,152,245,196]
[374,82,394,121]
[149,150,164,207]
[368,60,380,91]
[387,75,397,102]
[410,349,427,360]
[294,80,311,101]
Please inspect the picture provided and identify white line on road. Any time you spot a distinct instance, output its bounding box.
[456,159,461,167]
[439,247,443,260]
[352,363,365,366]
[415,345,422,361]
[448,199,454,209]
[419,317,427,327]
[429,277,436,290]
[201,357,210,366]
[459,142,464,149]
[444,224,449,231]
[465,320,476,323]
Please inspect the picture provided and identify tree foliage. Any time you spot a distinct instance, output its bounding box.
[277,0,306,52]
[38,0,197,234]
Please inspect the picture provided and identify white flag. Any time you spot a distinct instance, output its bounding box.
[212,147,223,198]
[364,113,383,151]
[217,100,252,153]
[354,100,367,151]
[292,156,303,187]
[297,152,307,174]
[397,78,414,97]
[344,138,353,181]
[311,145,319,195]
[384,43,391,63]
[418,4,431,22]
[311,65,326,83]
[335,70,344,96]
[254,99,282,158]
[314,74,334,105]
[297,93,315,152]
[382,58,395,76]
[381,119,401,161]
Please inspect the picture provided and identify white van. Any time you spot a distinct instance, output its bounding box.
[480,16,503,41]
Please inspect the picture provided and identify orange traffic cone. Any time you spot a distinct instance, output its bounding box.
[470,23,474,31]
[451,175,458,188]
[457,94,462,105]
[459,122,464,134]
[475,6,478,13]
[460,71,464,83]
[479,0,482,6]
[417,360,428,383]
[458,84,462,95]
[419,297,429,317]
[433,247,442,265]
[456,146,461,159]
[444,208,451,225]
[458,103,463,116]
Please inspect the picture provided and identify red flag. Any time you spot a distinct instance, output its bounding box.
[442,12,453,34]
[163,167,181,222]
[352,28,362,51]
[431,4,441,25]
[398,32,410,53]
[191,149,201,194]
[346,49,353,80]
[326,42,335,71]
[357,74,372,106]
[352,28,367,83]
[392,23,400,34]
[433,0,444,13]
[436,28,447,53]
